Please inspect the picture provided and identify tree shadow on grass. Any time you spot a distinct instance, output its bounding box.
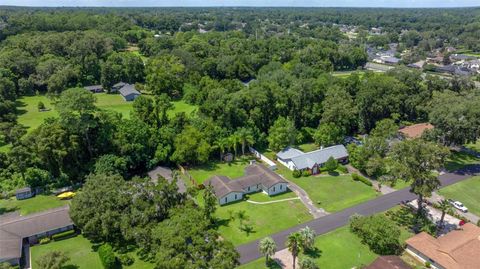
[327,171,340,176]
[15,100,28,116]
[0,206,19,215]
[304,247,322,259]
[62,264,79,269]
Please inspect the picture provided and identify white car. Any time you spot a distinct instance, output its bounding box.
[449,199,468,213]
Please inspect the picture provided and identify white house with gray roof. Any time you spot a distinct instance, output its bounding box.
[118,83,141,101]
[276,145,349,174]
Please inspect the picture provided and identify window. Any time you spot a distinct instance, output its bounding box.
[235,194,237,199]
[225,197,227,203]
[248,186,250,191]
[280,185,283,190]
[273,187,276,192]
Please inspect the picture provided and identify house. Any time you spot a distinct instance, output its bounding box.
[15,187,33,200]
[0,206,74,266]
[365,256,411,269]
[276,145,349,174]
[84,85,103,93]
[399,123,434,139]
[373,55,400,65]
[111,82,127,92]
[204,163,288,205]
[119,84,141,101]
[405,223,480,269]
[408,60,425,69]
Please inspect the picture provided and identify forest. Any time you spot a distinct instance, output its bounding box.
[1,6,480,268]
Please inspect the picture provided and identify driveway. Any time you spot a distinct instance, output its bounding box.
[236,165,480,264]
[148,166,186,194]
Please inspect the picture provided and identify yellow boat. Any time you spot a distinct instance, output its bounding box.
[57,191,76,199]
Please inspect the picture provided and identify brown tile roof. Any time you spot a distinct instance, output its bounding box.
[0,206,73,261]
[366,256,412,269]
[406,223,480,269]
[399,123,434,139]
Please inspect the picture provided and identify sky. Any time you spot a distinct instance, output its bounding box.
[1,0,479,8]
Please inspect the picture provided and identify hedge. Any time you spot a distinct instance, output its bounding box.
[98,243,116,269]
[52,230,77,241]
[292,170,302,178]
[352,173,372,186]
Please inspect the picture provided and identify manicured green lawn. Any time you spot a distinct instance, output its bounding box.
[445,151,480,171]
[297,143,318,152]
[277,166,378,212]
[238,226,377,269]
[31,234,154,269]
[187,158,252,184]
[245,190,298,202]
[438,176,480,216]
[15,94,198,132]
[215,192,312,246]
[0,195,69,216]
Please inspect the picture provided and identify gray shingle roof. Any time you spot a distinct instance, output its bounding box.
[84,85,103,91]
[0,206,73,261]
[119,84,140,97]
[15,187,31,194]
[276,147,305,160]
[204,175,243,198]
[291,145,348,170]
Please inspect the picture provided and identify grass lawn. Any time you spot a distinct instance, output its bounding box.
[277,166,378,212]
[215,192,312,246]
[445,151,480,171]
[0,195,69,216]
[187,158,252,184]
[245,190,298,202]
[15,94,198,132]
[238,226,377,269]
[465,139,480,152]
[438,176,480,216]
[30,234,154,269]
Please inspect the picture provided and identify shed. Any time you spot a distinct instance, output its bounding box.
[15,187,33,200]
[111,82,127,92]
[84,85,103,93]
[119,84,141,101]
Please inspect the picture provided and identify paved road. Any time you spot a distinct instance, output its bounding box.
[236,165,480,264]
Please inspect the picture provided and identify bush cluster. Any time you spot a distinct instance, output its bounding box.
[118,254,134,266]
[302,170,311,177]
[337,165,348,174]
[292,170,302,178]
[98,244,117,269]
[352,173,372,186]
[52,230,76,241]
[39,237,51,245]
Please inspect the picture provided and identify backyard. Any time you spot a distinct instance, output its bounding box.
[0,195,69,215]
[438,176,480,216]
[30,234,154,269]
[445,151,480,171]
[187,158,253,184]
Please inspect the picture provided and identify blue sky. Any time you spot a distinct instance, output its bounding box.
[1,0,479,8]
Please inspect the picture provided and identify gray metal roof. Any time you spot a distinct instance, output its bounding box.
[276,147,305,160]
[15,187,31,194]
[291,145,348,170]
[0,206,73,261]
[84,85,103,91]
[119,84,140,97]
[113,82,127,88]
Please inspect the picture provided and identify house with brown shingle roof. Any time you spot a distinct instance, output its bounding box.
[205,162,288,205]
[399,123,434,139]
[405,223,480,269]
[0,206,74,266]
[365,256,411,269]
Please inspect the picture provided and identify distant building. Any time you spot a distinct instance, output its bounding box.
[205,163,288,205]
[84,85,103,93]
[373,56,400,65]
[406,223,480,269]
[0,206,74,265]
[15,187,33,200]
[365,256,411,269]
[399,123,434,139]
[276,145,349,174]
[118,84,141,101]
[111,82,127,92]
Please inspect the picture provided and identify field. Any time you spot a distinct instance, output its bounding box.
[0,195,69,215]
[277,166,378,212]
[238,226,377,269]
[438,176,480,216]
[187,158,252,184]
[30,234,154,269]
[14,93,197,132]
[215,191,312,246]
[445,151,480,171]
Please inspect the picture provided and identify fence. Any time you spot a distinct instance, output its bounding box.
[177,164,199,187]
[249,147,277,170]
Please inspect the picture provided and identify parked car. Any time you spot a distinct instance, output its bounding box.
[448,199,468,213]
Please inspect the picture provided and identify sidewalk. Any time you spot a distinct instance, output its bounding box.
[428,192,480,224]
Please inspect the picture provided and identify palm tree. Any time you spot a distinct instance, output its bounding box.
[215,137,230,161]
[286,232,302,269]
[437,199,452,235]
[259,237,277,265]
[229,134,240,159]
[236,127,255,156]
[299,226,316,251]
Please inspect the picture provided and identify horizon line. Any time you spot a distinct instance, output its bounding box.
[1,5,480,9]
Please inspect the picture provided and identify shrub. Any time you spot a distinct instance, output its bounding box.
[299,257,319,269]
[324,156,338,172]
[425,261,431,268]
[37,101,45,110]
[337,165,348,174]
[52,230,76,241]
[98,244,116,269]
[350,214,402,255]
[301,170,311,177]
[118,254,134,266]
[39,237,51,245]
[477,220,480,227]
[292,170,302,178]
[352,173,372,186]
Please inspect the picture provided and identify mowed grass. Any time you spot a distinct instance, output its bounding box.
[15,94,197,132]
[238,226,377,269]
[0,195,69,216]
[277,167,378,212]
[31,235,102,269]
[445,151,480,171]
[216,193,312,246]
[187,158,252,184]
[438,176,480,216]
